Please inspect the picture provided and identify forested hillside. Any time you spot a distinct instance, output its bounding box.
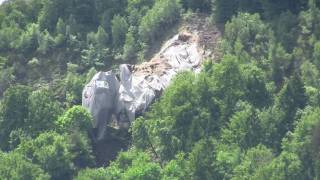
[1,0,320,179]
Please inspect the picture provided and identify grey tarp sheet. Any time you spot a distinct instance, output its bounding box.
[82,33,202,140]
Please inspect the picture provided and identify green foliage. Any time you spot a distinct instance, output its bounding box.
[212,0,238,23]
[96,26,109,47]
[241,64,271,107]
[27,89,62,136]
[222,13,272,65]
[276,73,307,135]
[37,30,54,54]
[139,0,181,44]
[221,103,262,149]
[0,0,187,99]
[281,108,320,179]
[295,1,320,62]
[214,143,241,179]
[210,55,245,121]
[232,145,274,180]
[313,41,320,69]
[111,15,128,48]
[72,0,97,27]
[69,132,96,170]
[0,85,31,150]
[181,0,211,12]
[256,152,303,180]
[126,5,320,174]
[188,139,218,180]
[260,0,308,19]
[272,11,299,51]
[105,149,161,180]
[75,168,108,180]
[121,160,161,180]
[131,117,150,150]
[16,132,75,179]
[0,151,50,180]
[87,26,109,48]
[38,0,71,32]
[16,131,94,180]
[0,67,15,96]
[81,44,111,69]
[256,106,285,150]
[56,106,92,133]
[15,23,40,54]
[0,25,22,51]
[65,67,87,106]
[123,29,138,62]
[300,61,319,87]
[54,18,67,46]
[211,0,309,23]
[132,71,219,160]
[269,43,292,87]
[161,153,189,180]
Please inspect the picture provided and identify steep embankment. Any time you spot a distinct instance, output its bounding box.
[85,15,221,166]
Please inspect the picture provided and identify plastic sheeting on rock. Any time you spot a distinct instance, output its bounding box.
[82,32,205,140]
[82,72,120,140]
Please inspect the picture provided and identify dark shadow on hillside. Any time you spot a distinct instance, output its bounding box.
[92,126,131,167]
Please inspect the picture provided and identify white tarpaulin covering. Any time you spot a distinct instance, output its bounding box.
[82,32,204,140]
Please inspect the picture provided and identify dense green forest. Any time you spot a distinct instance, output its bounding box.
[1,0,320,179]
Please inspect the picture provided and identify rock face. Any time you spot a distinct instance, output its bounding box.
[82,28,219,140]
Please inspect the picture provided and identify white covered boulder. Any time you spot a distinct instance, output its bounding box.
[82,32,209,140]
